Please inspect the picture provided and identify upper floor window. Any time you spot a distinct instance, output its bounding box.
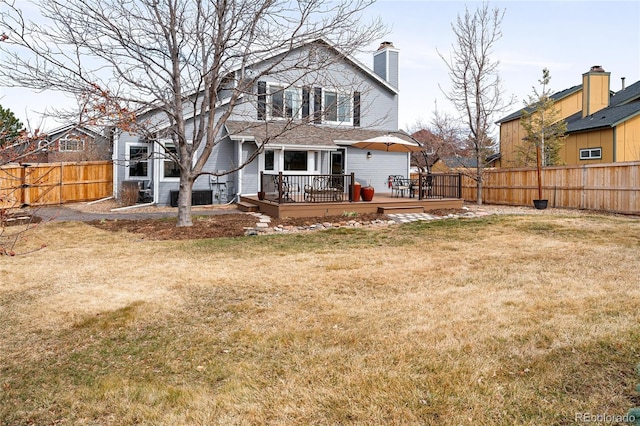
[126,144,149,179]
[580,147,602,160]
[324,91,352,123]
[59,135,84,152]
[269,84,301,119]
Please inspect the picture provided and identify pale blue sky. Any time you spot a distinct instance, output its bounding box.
[357,0,640,130]
[1,0,639,132]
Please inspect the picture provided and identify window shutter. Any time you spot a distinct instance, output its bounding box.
[353,91,361,127]
[257,81,267,120]
[302,87,310,119]
[313,87,322,124]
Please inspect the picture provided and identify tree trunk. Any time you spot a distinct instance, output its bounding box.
[177,174,194,227]
[536,144,543,200]
[476,151,483,205]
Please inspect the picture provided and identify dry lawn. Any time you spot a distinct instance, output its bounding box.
[1,212,640,425]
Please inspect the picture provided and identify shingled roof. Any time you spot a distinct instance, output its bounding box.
[496,85,582,124]
[496,78,640,134]
[565,79,640,133]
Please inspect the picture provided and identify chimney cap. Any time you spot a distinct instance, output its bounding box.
[377,41,395,50]
[590,65,605,72]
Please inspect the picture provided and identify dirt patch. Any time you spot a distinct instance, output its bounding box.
[89,214,258,239]
[88,212,395,240]
[88,209,470,240]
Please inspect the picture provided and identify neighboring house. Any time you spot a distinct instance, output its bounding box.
[497,66,640,167]
[43,124,111,162]
[0,137,47,164]
[431,154,500,173]
[113,39,417,206]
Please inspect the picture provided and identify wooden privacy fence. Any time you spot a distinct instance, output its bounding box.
[462,162,640,214]
[0,161,113,209]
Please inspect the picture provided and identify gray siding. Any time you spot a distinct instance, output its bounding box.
[373,52,387,81]
[388,51,399,89]
[241,143,259,194]
[227,43,399,131]
[114,40,402,203]
[345,147,409,194]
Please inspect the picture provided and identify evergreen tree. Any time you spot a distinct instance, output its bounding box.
[0,104,24,147]
[518,68,567,167]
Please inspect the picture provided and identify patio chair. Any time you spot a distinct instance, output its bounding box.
[273,175,295,202]
[304,176,343,202]
[390,175,410,197]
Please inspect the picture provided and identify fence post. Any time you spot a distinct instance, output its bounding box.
[60,162,64,205]
[20,164,29,208]
[581,166,587,210]
[349,172,355,202]
[277,171,283,204]
[458,173,462,199]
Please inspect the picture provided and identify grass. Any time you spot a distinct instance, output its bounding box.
[2,212,640,424]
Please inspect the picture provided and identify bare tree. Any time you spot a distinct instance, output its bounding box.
[438,3,511,204]
[409,105,463,173]
[0,115,49,256]
[0,0,385,226]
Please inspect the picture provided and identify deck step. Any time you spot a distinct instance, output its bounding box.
[377,205,425,214]
[237,201,259,212]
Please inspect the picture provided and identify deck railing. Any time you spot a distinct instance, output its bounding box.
[415,173,462,200]
[259,172,462,204]
[260,172,357,203]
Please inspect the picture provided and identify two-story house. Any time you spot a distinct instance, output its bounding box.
[497,66,640,167]
[113,39,419,206]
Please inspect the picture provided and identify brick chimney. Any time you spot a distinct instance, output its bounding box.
[373,41,399,88]
[582,65,610,117]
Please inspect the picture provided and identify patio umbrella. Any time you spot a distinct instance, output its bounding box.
[352,134,424,152]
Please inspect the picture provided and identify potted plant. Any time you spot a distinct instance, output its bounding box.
[360,180,374,202]
[521,68,567,210]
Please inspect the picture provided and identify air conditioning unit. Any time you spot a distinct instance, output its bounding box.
[170,190,213,207]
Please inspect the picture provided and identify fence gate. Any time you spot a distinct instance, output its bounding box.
[0,161,113,210]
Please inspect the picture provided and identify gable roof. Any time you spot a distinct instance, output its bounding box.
[46,124,103,142]
[609,79,640,107]
[496,85,582,124]
[225,121,416,149]
[497,77,640,134]
[128,38,398,132]
[566,102,640,133]
[239,38,399,95]
[564,79,640,133]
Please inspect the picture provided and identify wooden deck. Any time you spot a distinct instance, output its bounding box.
[239,192,463,218]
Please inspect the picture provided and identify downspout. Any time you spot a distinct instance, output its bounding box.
[237,138,244,196]
[112,130,119,198]
[612,127,617,162]
[153,139,160,204]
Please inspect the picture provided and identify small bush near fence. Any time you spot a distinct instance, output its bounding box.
[118,181,139,207]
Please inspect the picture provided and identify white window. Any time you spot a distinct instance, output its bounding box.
[264,150,275,171]
[162,143,181,180]
[59,135,84,152]
[284,150,308,171]
[126,144,149,179]
[269,84,301,119]
[579,147,602,160]
[323,90,351,123]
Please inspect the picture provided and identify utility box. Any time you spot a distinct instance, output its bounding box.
[210,171,227,184]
